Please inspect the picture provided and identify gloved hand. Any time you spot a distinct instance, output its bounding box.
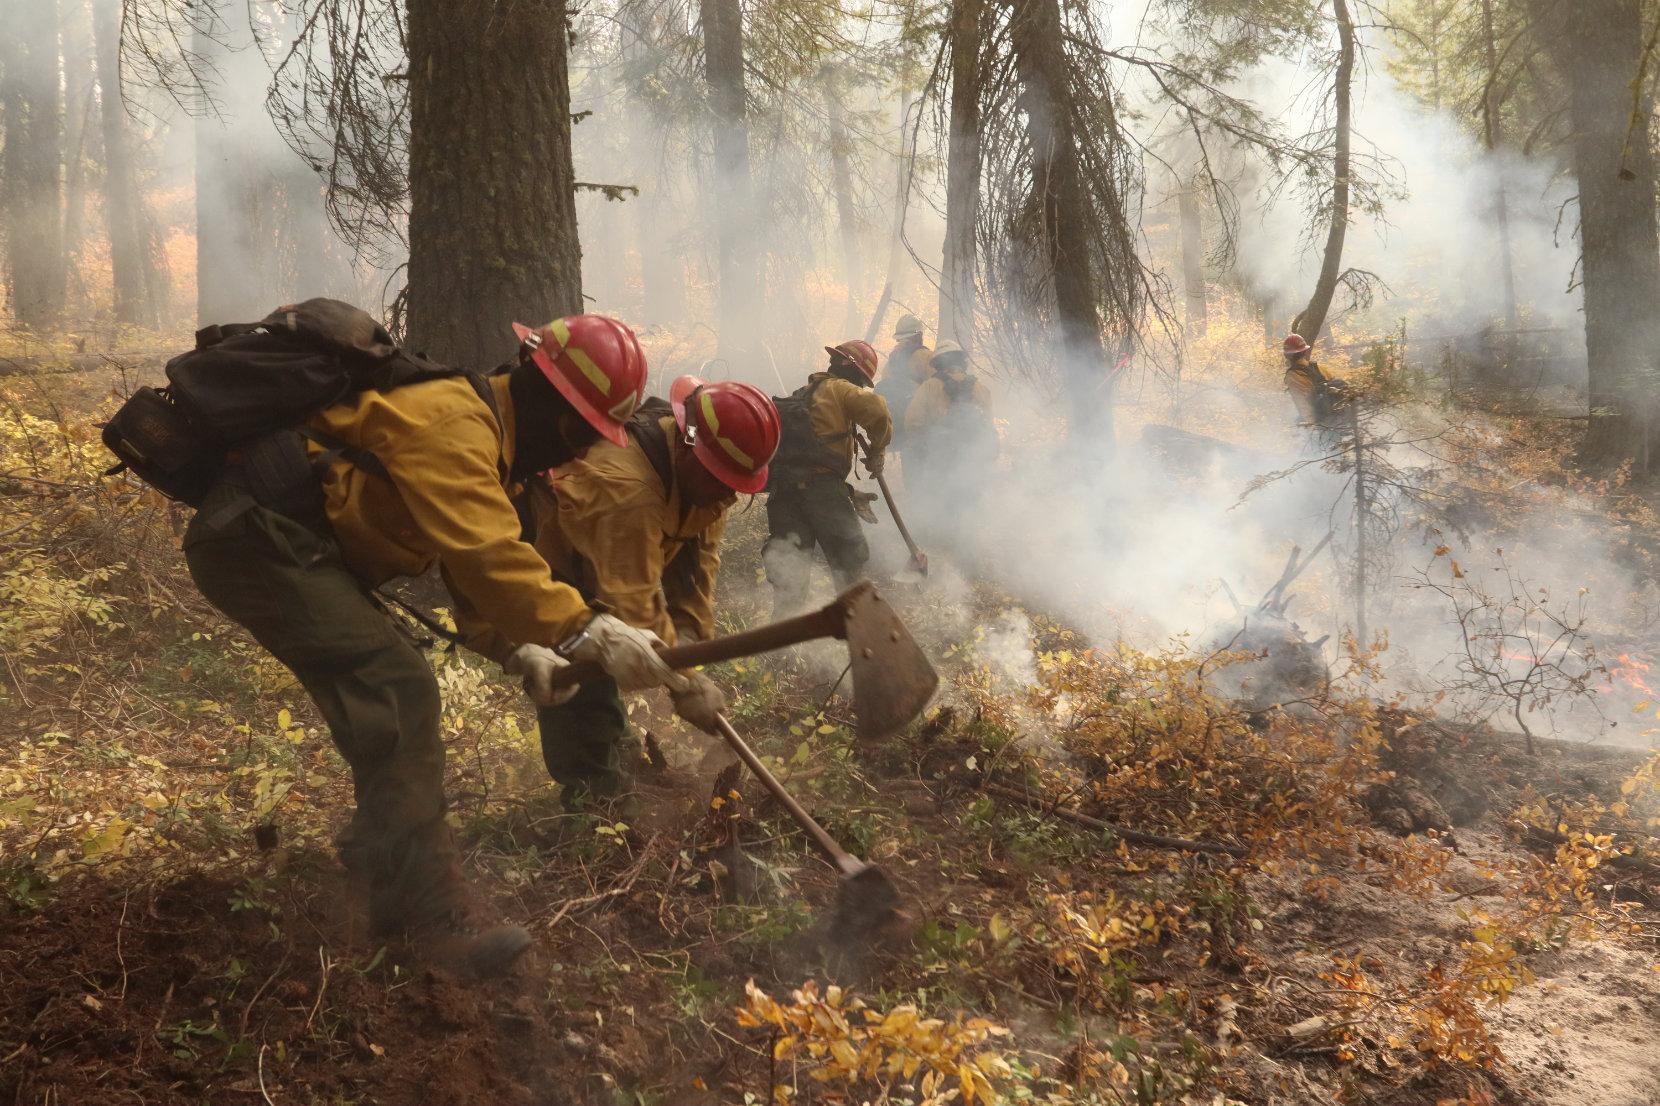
[670,671,727,734]
[566,614,678,693]
[865,451,885,477]
[507,644,578,707]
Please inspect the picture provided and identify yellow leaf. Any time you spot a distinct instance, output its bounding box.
[140,792,169,811]
[277,708,292,731]
[988,914,1010,942]
[83,818,131,858]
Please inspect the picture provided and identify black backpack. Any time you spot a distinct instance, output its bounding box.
[767,377,849,487]
[102,298,496,514]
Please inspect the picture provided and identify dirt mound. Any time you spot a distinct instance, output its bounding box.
[0,865,630,1106]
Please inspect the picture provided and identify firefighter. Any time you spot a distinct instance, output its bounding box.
[1282,333,1350,427]
[876,314,932,449]
[182,314,686,976]
[528,377,780,804]
[764,340,893,617]
[904,341,997,513]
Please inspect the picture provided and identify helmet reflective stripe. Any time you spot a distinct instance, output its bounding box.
[608,393,638,420]
[547,317,613,396]
[698,391,756,469]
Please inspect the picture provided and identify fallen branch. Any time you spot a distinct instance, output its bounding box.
[980,781,1248,858]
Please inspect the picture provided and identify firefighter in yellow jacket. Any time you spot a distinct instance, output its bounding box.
[528,377,780,802]
[764,340,893,616]
[183,313,688,976]
[877,314,932,450]
[905,340,996,493]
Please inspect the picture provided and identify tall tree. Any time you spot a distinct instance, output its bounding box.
[62,0,95,314]
[820,64,863,334]
[1524,0,1660,469]
[1005,0,1111,444]
[1478,0,1518,327]
[404,0,583,365]
[698,0,760,363]
[939,0,984,350]
[1177,173,1207,338]
[1,0,68,328]
[94,0,162,326]
[1292,0,1354,346]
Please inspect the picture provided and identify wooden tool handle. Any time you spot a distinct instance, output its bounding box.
[855,431,924,561]
[715,715,859,872]
[548,597,847,690]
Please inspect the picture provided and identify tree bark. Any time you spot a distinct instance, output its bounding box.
[1178,175,1207,339]
[1006,0,1110,446]
[1527,0,1660,470]
[1292,0,1354,348]
[939,0,983,350]
[93,0,160,326]
[405,0,583,366]
[1,0,68,328]
[821,66,863,334]
[62,0,94,315]
[698,0,760,364]
[1479,0,1518,328]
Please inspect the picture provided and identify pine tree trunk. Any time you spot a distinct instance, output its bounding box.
[1006,0,1110,446]
[1292,0,1353,347]
[1480,0,1518,328]
[821,66,863,334]
[1,0,68,329]
[939,0,982,350]
[405,0,583,366]
[61,0,94,315]
[1528,0,1660,469]
[93,0,158,326]
[1178,176,1207,339]
[698,0,759,363]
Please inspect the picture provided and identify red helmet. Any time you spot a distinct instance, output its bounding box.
[1282,333,1311,357]
[512,315,648,447]
[825,339,879,383]
[678,379,780,494]
[668,373,702,427]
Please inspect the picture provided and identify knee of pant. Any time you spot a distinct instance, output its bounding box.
[307,643,442,769]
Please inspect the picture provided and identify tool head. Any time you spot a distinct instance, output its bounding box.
[836,582,939,741]
[828,862,902,943]
[907,550,930,577]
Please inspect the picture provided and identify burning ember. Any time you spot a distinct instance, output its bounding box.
[1611,653,1656,697]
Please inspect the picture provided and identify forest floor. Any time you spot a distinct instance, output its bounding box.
[2,335,1658,1106]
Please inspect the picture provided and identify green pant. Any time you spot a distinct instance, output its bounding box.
[183,485,464,935]
[764,474,869,615]
[536,677,629,801]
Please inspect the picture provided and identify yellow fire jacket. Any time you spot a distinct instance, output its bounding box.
[307,373,591,663]
[808,372,894,473]
[905,375,993,434]
[532,415,729,645]
[1283,363,1332,424]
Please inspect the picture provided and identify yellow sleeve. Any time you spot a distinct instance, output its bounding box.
[841,381,893,454]
[441,563,516,665]
[664,512,726,643]
[558,474,674,640]
[378,408,590,652]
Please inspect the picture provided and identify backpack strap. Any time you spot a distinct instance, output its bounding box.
[624,401,677,494]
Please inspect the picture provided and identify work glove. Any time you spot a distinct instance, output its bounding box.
[566,613,679,693]
[670,670,727,735]
[506,644,578,707]
[865,451,885,477]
